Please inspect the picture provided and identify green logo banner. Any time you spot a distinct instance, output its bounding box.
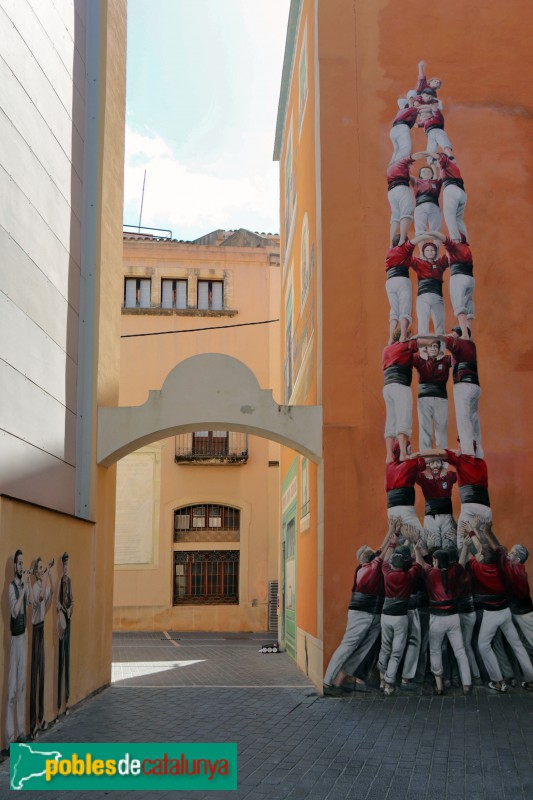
[10,742,237,791]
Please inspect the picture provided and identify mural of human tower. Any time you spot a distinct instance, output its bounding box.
[376,60,533,696]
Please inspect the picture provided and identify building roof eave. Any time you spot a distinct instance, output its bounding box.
[273,0,302,162]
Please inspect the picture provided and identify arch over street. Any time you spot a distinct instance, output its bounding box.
[97,354,322,466]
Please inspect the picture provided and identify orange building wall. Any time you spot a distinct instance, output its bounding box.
[319,0,533,667]
[279,0,320,663]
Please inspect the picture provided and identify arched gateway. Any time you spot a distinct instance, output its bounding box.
[97,354,322,466]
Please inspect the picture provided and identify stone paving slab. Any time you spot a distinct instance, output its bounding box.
[1,632,532,799]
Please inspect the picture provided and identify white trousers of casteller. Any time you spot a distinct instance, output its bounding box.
[429,613,471,686]
[423,514,456,549]
[323,610,378,686]
[418,395,448,451]
[379,614,409,684]
[456,503,492,549]
[453,382,483,458]
[414,201,442,235]
[460,611,481,679]
[383,383,412,439]
[402,609,421,680]
[478,608,533,683]
[389,123,412,164]
[514,611,533,660]
[442,184,467,241]
[416,292,445,335]
[387,506,424,541]
[450,274,475,320]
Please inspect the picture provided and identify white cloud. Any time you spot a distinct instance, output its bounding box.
[124,125,280,239]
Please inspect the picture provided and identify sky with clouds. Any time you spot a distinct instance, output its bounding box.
[124,0,290,240]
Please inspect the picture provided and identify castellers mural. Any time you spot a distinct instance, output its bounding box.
[323,61,533,698]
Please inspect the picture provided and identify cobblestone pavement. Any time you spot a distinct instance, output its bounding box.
[1,631,533,799]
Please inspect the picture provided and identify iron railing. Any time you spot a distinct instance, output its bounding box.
[174,432,248,464]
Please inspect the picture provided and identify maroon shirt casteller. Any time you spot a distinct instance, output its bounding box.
[496,547,532,604]
[385,457,426,491]
[444,336,479,385]
[385,241,416,277]
[386,157,413,190]
[410,256,448,282]
[382,561,423,598]
[416,470,456,500]
[422,563,462,609]
[392,106,419,128]
[413,353,451,385]
[467,557,508,609]
[382,340,418,371]
[443,451,488,489]
[352,557,385,596]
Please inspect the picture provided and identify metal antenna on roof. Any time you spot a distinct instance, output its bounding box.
[138,169,147,232]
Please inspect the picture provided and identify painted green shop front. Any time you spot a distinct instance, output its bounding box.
[281,458,298,660]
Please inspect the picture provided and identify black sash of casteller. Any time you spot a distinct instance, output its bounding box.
[387,486,415,508]
[450,261,473,277]
[384,365,412,387]
[429,599,458,616]
[425,497,453,516]
[443,177,465,191]
[474,593,508,611]
[453,361,479,385]
[458,595,475,614]
[348,592,384,613]
[415,192,440,207]
[382,597,409,616]
[387,178,410,191]
[386,266,409,279]
[426,122,445,133]
[392,118,416,129]
[418,382,448,400]
[459,484,490,506]
[510,596,533,615]
[417,278,443,296]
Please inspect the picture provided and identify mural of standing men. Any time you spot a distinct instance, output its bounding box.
[5,550,31,750]
[29,557,54,738]
[57,552,74,719]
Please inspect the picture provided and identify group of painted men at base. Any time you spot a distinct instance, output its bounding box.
[384,61,478,466]
[323,515,533,697]
[4,549,73,754]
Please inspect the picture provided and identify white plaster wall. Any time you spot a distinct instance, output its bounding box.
[0,0,86,513]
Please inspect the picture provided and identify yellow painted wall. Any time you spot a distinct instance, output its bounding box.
[113,238,281,632]
[0,497,95,749]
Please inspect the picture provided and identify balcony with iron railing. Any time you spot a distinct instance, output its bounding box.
[174,432,248,465]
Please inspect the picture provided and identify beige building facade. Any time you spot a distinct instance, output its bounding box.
[113,230,284,632]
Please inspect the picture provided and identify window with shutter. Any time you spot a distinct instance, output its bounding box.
[197,280,223,310]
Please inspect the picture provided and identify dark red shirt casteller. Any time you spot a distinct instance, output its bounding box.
[386,157,413,190]
[467,558,506,597]
[443,237,473,269]
[413,353,451,385]
[410,256,449,283]
[419,108,445,131]
[385,457,426,491]
[382,561,423,598]
[410,177,442,204]
[416,470,457,499]
[392,106,419,128]
[422,563,461,608]
[437,153,464,183]
[385,240,415,273]
[443,450,488,489]
[496,547,531,602]
[444,336,478,385]
[382,340,418,371]
[352,557,385,596]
